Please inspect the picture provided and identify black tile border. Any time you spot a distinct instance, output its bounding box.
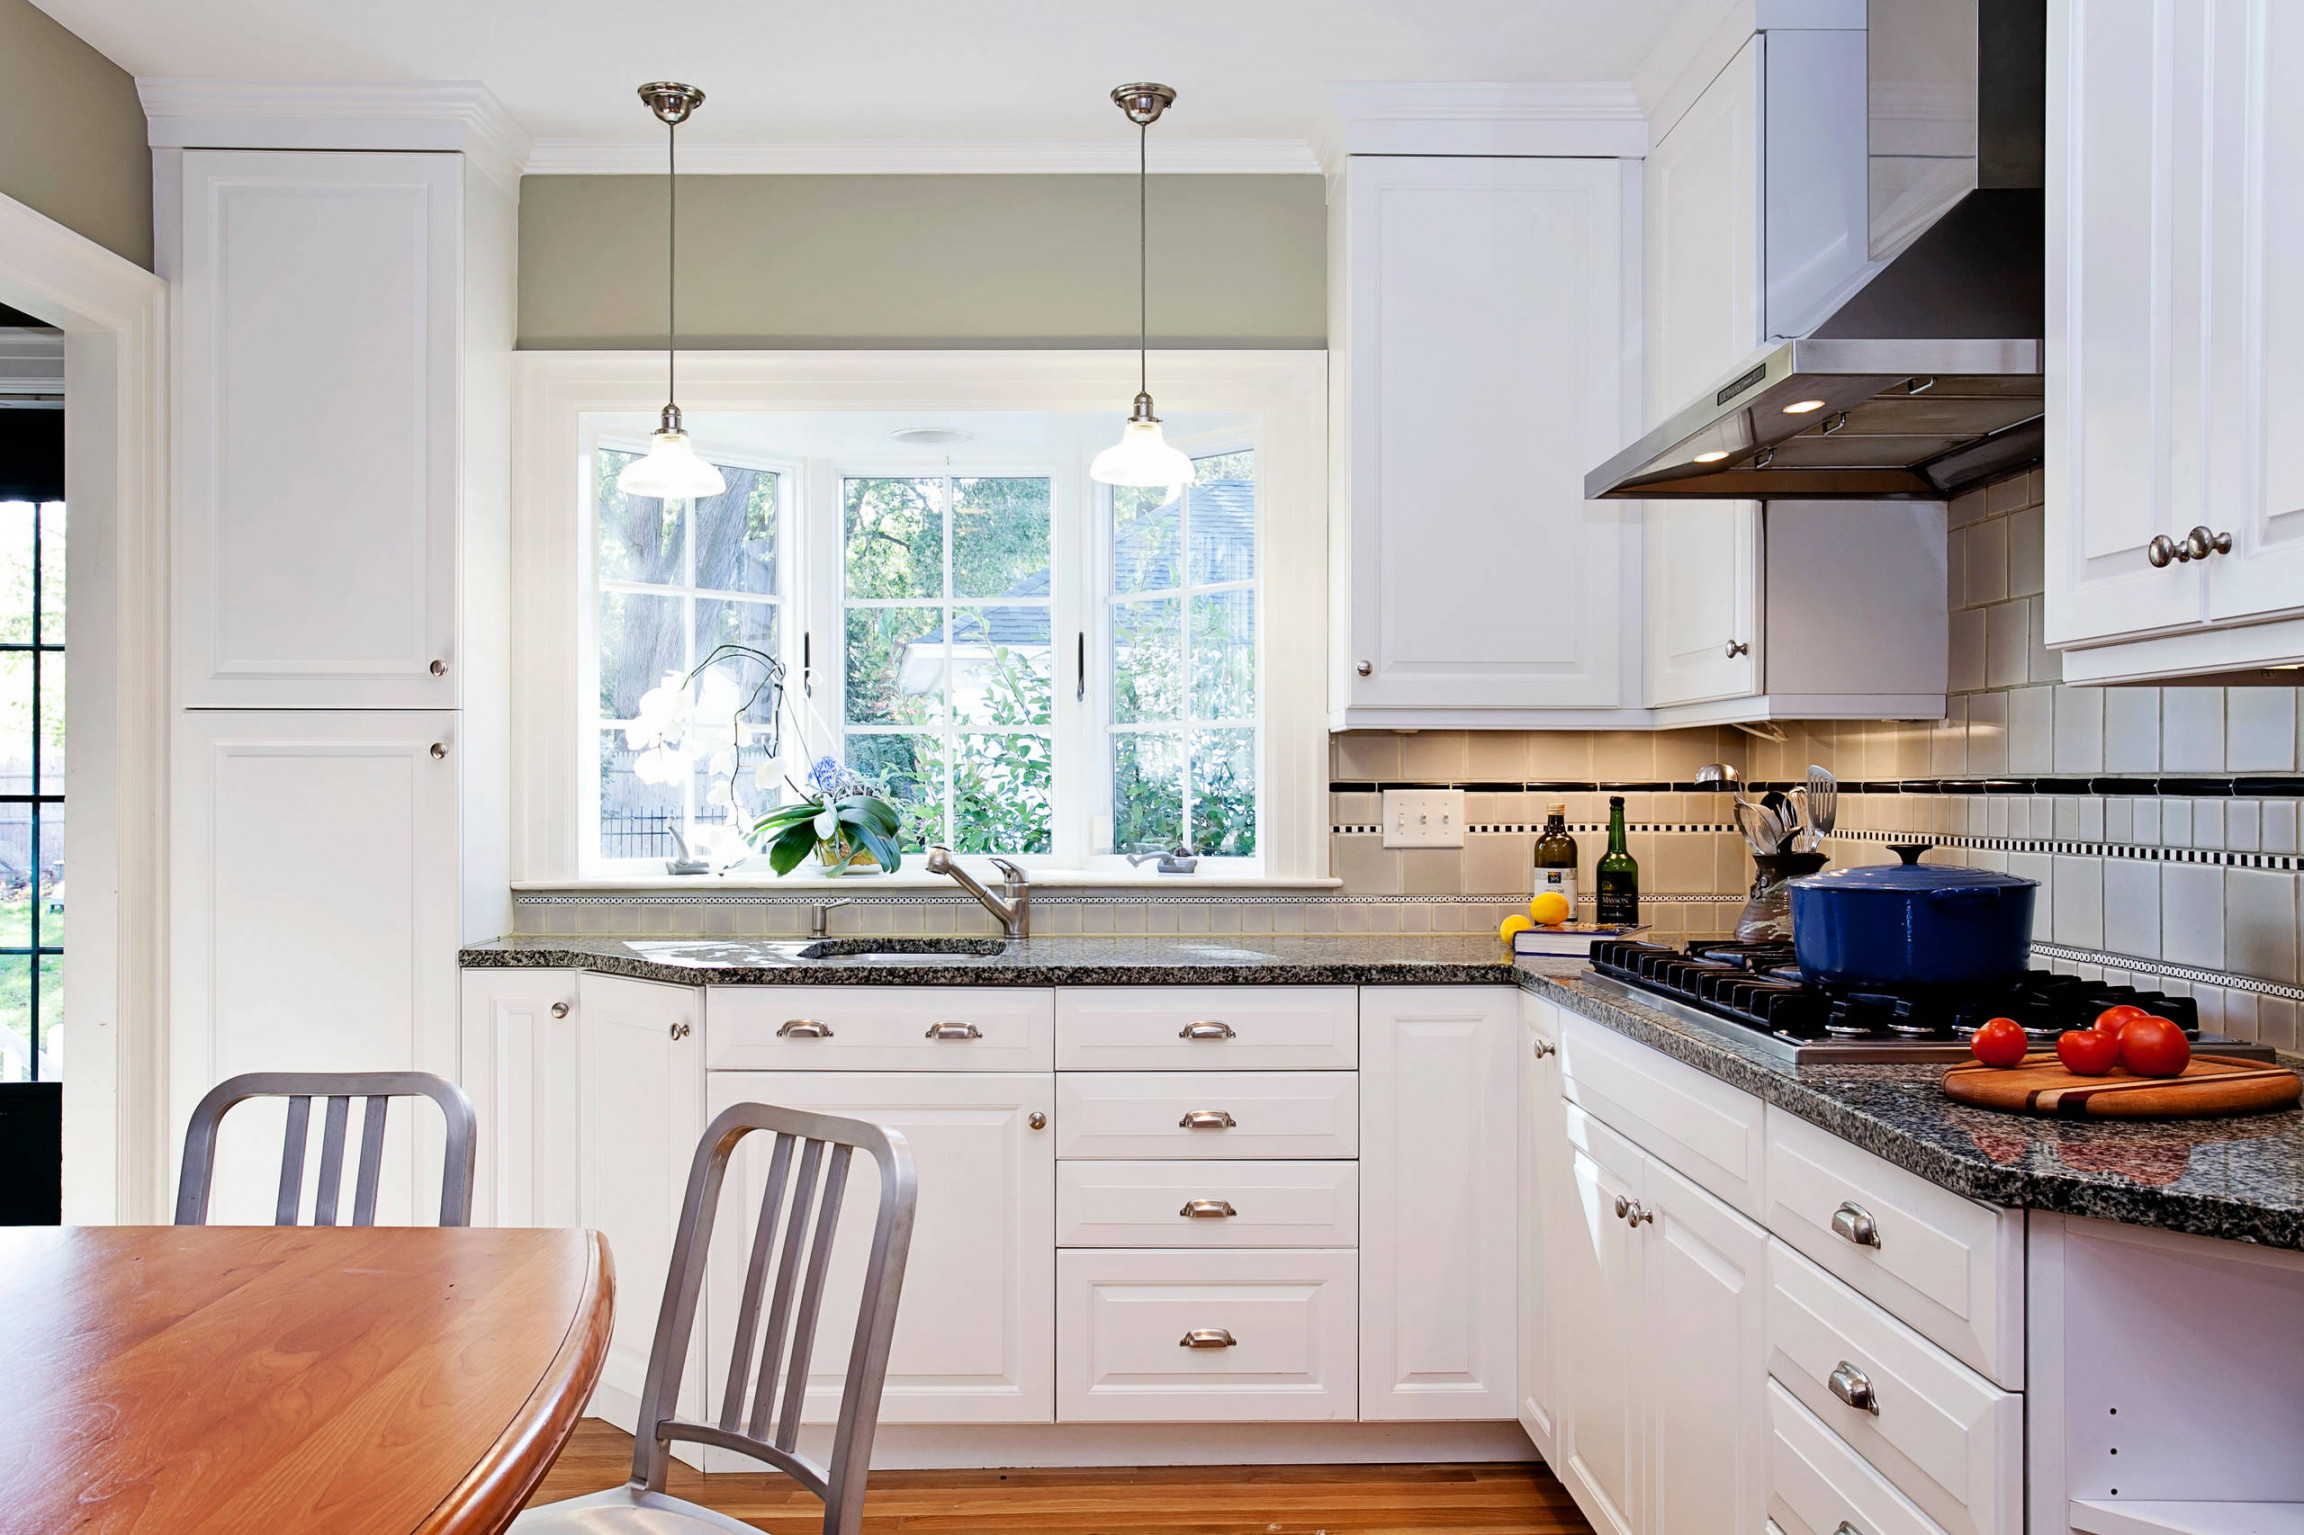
[1832,826,2303,871]
[1331,776,2304,798]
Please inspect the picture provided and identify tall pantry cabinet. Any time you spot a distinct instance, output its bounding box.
[153,126,515,1221]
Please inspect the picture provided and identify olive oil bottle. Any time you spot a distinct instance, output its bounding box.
[1595,795,1640,926]
[1533,803,1579,912]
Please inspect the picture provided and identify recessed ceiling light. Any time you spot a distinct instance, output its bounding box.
[1693,450,1730,464]
[891,428,974,446]
[1782,399,1827,415]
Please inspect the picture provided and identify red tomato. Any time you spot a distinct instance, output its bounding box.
[2057,1028,2123,1076]
[2119,1014,2192,1078]
[2094,1004,2149,1040]
[1969,1016,2030,1068]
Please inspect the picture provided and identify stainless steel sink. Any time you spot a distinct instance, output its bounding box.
[781,938,1008,963]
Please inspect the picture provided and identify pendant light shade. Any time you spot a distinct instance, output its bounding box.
[1097,82,1191,492]
[622,81,723,503]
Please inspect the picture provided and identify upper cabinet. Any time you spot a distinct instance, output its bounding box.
[161,146,515,708]
[1328,153,1642,727]
[1645,38,1764,424]
[2047,0,2304,682]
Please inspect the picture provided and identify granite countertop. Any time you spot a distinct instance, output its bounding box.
[460,933,1520,988]
[1518,961,2304,1252]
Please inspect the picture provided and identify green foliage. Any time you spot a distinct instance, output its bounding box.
[752,791,906,875]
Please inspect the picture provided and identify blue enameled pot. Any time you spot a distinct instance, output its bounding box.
[1788,845,2038,989]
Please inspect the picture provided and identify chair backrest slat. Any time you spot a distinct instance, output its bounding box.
[176,1072,477,1228]
[629,1101,916,1535]
[775,1142,852,1452]
[745,1136,826,1442]
[275,1096,312,1225]
[719,1131,796,1431]
[352,1096,390,1226]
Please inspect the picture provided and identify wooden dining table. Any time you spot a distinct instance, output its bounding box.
[0,1223,613,1535]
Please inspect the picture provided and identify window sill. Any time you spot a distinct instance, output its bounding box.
[518,871,1344,894]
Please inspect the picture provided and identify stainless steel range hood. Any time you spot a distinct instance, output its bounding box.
[1587,0,2045,502]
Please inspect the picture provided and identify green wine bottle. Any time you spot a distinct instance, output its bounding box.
[1533,803,1579,913]
[1596,795,1640,927]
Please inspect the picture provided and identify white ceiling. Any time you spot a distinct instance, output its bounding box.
[40,0,1685,158]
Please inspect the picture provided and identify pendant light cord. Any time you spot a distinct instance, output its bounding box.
[667,112,679,415]
[1138,119,1148,397]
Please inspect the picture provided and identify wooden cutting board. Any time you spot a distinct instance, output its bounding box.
[1942,1053,2303,1118]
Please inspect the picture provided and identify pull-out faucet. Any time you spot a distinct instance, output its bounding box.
[925,846,1030,938]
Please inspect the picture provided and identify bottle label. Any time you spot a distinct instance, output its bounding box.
[1536,868,1579,910]
[1596,888,1639,927]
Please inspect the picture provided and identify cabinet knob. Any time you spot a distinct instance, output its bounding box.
[1355,660,1372,676]
[1180,1109,1237,1130]
[550,1002,570,1019]
[1532,1038,1556,1059]
[778,1019,833,1039]
[1828,1360,1880,1415]
[2148,534,2179,567]
[667,1021,691,1040]
[1831,1200,1882,1248]
[1028,1111,1047,1130]
[1614,1194,1630,1220]
[1180,1020,1236,1040]
[925,1021,982,1040]
[1630,1200,1653,1226]
[1725,639,1750,658]
[1179,1328,1238,1349]
[1834,1525,1864,1535]
[1180,1199,1237,1219]
[429,742,447,760]
[429,658,447,677]
[2186,525,2233,560]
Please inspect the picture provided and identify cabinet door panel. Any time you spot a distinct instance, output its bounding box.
[174,150,460,707]
[577,974,705,1430]
[1645,501,1760,706]
[1518,997,1564,1459]
[1643,1155,1769,1535]
[458,968,579,1229]
[1557,1102,1643,1535]
[705,1071,1056,1424]
[1647,35,1764,421]
[169,710,460,1225]
[1360,986,1518,1420]
[1339,156,1633,710]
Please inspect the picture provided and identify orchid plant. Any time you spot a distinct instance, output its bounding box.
[623,644,788,869]
[750,757,906,876]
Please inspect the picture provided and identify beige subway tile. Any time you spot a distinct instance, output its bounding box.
[1400,847,1465,895]
[1655,727,1723,781]
[2163,687,2226,773]
[1655,834,1714,893]
[1930,697,1968,775]
[1967,691,2008,774]
[1333,731,1402,781]
[2229,687,2299,773]
[1332,834,1400,895]
[2226,869,2299,984]
[1985,601,2028,689]
[2007,504,2045,597]
[2104,687,2160,774]
[1986,469,2038,517]
[1463,834,1532,895]
[2054,685,2105,775]
[1527,731,1596,781]
[1946,526,1968,610]
[2028,597,2059,685]
[1593,731,1656,782]
[1947,608,1986,692]
[1948,485,1990,528]
[1466,731,1532,782]
[1400,730,1471,782]
[1966,515,2008,605]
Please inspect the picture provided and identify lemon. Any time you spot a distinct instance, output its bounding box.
[1499,914,1536,947]
[1529,890,1573,926]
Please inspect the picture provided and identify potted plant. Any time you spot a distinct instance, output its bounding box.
[752,757,906,876]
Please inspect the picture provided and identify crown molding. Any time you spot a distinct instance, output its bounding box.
[136,80,533,190]
[1317,82,1648,174]
[523,137,1321,176]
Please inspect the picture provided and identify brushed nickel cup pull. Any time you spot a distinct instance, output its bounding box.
[1180,1021,1236,1040]
[1179,1328,1238,1349]
[1532,1038,1556,1059]
[778,1019,833,1039]
[550,1002,570,1019]
[1180,1109,1236,1130]
[667,1021,690,1040]
[1831,1201,1882,1248]
[1180,1199,1237,1219]
[1829,1360,1879,1414]
[925,1021,982,1040]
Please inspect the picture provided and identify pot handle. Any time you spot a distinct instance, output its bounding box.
[1922,886,2001,906]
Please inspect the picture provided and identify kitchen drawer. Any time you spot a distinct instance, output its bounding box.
[1765,1107,2024,1388]
[1768,1379,1954,1535]
[1056,1247,1358,1421]
[1055,1072,1358,1160]
[706,986,1054,1072]
[1057,1161,1358,1248]
[1057,987,1357,1071]
[1768,1240,2022,1535]
[1558,1013,1765,1220]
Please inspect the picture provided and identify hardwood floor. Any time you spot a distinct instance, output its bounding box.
[528,1420,1597,1533]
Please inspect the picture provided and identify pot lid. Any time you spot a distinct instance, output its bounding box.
[1792,861,2039,893]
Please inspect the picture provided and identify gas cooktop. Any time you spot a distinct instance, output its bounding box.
[1583,939,2277,1066]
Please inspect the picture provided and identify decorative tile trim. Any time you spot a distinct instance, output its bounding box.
[514,889,1750,908]
[1835,827,2304,871]
[1333,822,1737,836]
[2031,940,2304,1006]
[1333,776,2304,799]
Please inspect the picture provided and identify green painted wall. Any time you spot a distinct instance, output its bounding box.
[518,173,1326,350]
[0,0,150,268]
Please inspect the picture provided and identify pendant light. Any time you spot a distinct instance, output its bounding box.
[1090,83,1194,491]
[617,81,727,502]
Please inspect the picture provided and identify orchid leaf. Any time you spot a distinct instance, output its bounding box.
[853,822,903,873]
[766,819,819,876]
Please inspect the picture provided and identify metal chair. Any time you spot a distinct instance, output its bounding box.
[174,1071,478,1227]
[514,1102,917,1535]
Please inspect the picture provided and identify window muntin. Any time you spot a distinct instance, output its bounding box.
[840,474,1054,855]
[594,446,783,864]
[1107,450,1257,858]
[0,499,61,1082]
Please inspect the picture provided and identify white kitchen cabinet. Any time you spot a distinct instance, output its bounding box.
[1641,1155,1768,1535]
[1359,985,1519,1421]
[1645,37,1764,423]
[457,967,579,1229]
[1327,154,1640,726]
[1516,995,1564,1462]
[705,1069,1056,1427]
[169,709,464,1224]
[1557,1102,1644,1535]
[2048,0,2304,680]
[167,149,489,710]
[577,972,706,1433]
[1645,503,1761,707]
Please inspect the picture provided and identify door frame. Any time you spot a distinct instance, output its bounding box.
[0,189,170,1223]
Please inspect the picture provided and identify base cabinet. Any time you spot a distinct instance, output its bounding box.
[1517,997,1563,1461]
[457,967,578,1229]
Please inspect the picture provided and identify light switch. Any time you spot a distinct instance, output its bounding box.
[1381,789,1467,849]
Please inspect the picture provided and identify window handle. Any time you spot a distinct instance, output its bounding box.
[802,632,812,697]
[1076,631,1086,702]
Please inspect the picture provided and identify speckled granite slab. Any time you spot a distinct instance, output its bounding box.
[1517,962,2304,1252]
[460,933,1520,988]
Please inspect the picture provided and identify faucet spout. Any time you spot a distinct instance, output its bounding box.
[926,846,1029,938]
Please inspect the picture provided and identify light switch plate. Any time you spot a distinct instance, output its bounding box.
[1382,789,1467,849]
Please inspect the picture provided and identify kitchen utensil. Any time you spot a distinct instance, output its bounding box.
[1695,762,1748,810]
[1805,765,1837,851]
[1760,789,1799,853]
[1733,798,1780,857]
[1942,1054,2301,1118]
[1786,786,1809,849]
[1789,845,2038,988]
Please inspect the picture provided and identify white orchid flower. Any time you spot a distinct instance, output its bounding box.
[632,743,684,786]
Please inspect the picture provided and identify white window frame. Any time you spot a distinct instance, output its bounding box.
[516,350,1330,884]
